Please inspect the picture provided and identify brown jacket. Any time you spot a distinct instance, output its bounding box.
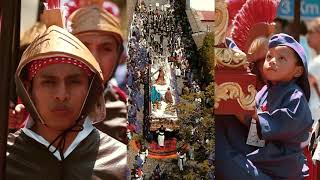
[6,129,127,180]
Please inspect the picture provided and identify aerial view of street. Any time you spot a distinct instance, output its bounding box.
[127,0,214,179]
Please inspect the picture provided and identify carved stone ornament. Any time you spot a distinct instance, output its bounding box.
[214,82,256,110]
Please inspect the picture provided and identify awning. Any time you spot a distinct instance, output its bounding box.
[277,0,320,20]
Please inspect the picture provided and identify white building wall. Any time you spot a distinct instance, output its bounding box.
[188,0,214,11]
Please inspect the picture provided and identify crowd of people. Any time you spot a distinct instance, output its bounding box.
[127,0,208,178]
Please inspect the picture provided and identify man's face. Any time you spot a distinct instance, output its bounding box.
[30,63,89,131]
[263,46,303,84]
[307,30,320,50]
[76,32,120,83]
[275,20,284,34]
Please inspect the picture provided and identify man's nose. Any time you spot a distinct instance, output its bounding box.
[55,82,70,102]
[88,45,99,60]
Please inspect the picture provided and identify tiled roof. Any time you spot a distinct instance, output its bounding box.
[196,11,214,21]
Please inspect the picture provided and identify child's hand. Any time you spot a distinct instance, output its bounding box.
[252,108,258,120]
[235,109,258,126]
[235,113,249,126]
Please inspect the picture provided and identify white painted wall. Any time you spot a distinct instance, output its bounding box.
[189,0,214,11]
[20,0,70,34]
[21,0,39,34]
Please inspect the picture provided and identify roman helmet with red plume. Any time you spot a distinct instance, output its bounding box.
[230,0,280,54]
[65,0,120,18]
[227,0,246,27]
[41,0,65,28]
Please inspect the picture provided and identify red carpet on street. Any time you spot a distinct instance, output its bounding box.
[132,138,188,159]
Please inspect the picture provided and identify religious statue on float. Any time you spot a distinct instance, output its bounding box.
[164,87,175,114]
[151,85,161,110]
[155,67,166,85]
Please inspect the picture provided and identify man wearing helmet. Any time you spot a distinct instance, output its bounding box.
[68,3,128,144]
[6,25,127,180]
[8,2,128,144]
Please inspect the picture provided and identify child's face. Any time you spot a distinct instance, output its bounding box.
[263,46,303,85]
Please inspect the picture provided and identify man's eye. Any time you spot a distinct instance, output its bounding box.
[102,44,113,51]
[70,80,81,84]
[103,47,112,52]
[42,80,54,84]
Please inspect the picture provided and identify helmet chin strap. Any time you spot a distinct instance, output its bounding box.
[15,76,46,125]
[76,74,96,120]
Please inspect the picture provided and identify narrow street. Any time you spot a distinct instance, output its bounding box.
[127,0,212,179]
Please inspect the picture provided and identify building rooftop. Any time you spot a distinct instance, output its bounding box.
[196,11,214,22]
[186,7,213,48]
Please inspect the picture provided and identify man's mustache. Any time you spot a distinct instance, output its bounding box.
[50,103,72,111]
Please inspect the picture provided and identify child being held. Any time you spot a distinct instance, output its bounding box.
[243,33,313,179]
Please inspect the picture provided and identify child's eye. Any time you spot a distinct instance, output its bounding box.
[279,56,287,62]
[266,54,272,59]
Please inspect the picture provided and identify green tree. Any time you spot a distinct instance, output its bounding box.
[199,32,215,83]
[175,83,215,177]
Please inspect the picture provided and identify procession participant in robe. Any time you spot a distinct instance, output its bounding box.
[157,125,166,147]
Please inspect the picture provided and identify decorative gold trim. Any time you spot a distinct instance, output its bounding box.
[214,82,256,110]
[215,47,247,68]
[214,0,228,45]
